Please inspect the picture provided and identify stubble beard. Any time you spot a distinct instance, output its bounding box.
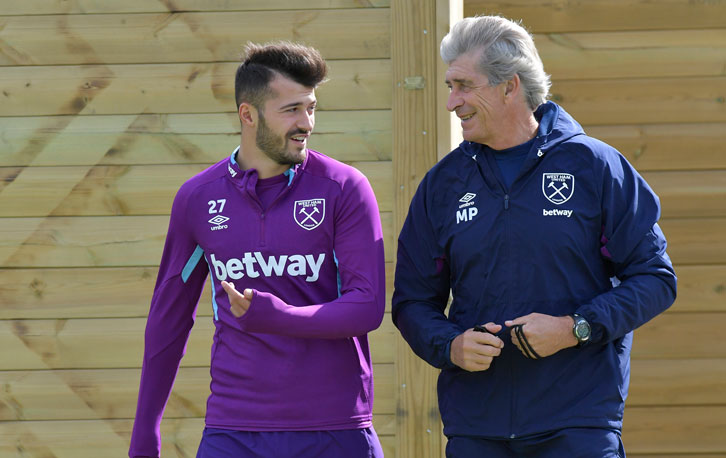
[256,112,307,167]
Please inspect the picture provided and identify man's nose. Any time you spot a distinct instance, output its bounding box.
[299,112,314,131]
[446,91,462,113]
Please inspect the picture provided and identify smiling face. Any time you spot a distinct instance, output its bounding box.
[445,51,510,148]
[253,73,317,168]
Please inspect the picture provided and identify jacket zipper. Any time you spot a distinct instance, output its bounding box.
[259,211,266,247]
[243,186,266,247]
[257,174,298,247]
[503,190,516,438]
[240,169,298,248]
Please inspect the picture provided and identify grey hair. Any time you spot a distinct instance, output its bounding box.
[440,15,551,110]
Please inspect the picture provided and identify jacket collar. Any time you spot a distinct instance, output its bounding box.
[459,101,585,159]
[226,145,306,187]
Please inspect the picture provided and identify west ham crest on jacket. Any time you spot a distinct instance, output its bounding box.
[294,198,325,230]
[542,173,574,205]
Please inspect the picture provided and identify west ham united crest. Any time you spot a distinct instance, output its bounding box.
[542,173,574,205]
[294,199,325,230]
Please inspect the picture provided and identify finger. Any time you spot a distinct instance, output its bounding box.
[464,339,503,359]
[504,315,529,327]
[482,322,503,335]
[243,288,254,301]
[470,342,502,358]
[464,355,494,372]
[474,322,503,333]
[221,281,237,294]
[471,336,504,353]
[469,331,504,353]
[471,326,504,348]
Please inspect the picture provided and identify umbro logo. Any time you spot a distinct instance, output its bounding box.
[456,192,478,224]
[458,192,477,209]
[459,193,476,203]
[209,215,230,231]
[209,215,229,225]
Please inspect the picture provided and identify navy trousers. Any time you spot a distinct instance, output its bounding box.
[446,428,624,458]
[197,426,384,458]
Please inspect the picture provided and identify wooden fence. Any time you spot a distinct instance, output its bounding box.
[1,0,725,456]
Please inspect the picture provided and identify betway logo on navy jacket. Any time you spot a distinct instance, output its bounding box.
[392,102,676,439]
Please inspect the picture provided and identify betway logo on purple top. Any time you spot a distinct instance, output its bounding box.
[210,252,325,283]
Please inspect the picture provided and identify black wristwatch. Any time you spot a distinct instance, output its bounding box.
[571,313,591,345]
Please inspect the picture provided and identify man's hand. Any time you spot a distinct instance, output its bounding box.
[450,323,504,371]
[505,313,577,358]
[221,281,254,318]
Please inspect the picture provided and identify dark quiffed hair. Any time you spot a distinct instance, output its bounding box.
[234,41,328,109]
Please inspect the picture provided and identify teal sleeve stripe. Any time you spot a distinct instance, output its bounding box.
[203,256,220,321]
[210,275,220,321]
[333,250,341,298]
[181,245,204,283]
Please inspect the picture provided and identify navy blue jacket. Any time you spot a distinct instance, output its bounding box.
[392,102,677,438]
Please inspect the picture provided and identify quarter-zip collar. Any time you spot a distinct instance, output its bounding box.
[226,145,307,189]
[460,102,585,159]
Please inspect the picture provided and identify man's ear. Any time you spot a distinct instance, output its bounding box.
[238,102,257,127]
[502,74,522,104]
[504,74,519,97]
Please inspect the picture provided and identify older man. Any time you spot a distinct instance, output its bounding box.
[393,15,676,457]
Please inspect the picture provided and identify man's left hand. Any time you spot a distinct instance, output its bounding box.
[505,313,578,358]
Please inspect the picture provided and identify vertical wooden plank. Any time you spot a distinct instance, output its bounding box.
[392,0,439,455]
[436,1,464,161]
[392,0,460,456]
[435,5,463,457]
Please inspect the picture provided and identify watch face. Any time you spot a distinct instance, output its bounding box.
[575,320,591,340]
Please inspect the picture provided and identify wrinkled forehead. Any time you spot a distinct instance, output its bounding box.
[445,51,489,85]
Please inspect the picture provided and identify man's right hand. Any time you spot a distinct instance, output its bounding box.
[450,323,504,371]
[221,281,254,318]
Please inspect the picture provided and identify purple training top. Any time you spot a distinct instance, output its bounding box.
[129,148,386,457]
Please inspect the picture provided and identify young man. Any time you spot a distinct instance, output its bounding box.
[129,42,386,458]
[392,16,677,457]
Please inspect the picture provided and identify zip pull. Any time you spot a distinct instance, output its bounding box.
[504,194,510,210]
